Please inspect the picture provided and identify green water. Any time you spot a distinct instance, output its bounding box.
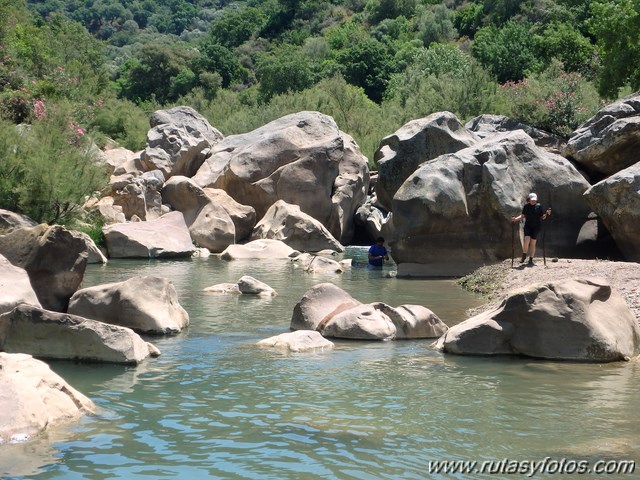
[2,247,639,479]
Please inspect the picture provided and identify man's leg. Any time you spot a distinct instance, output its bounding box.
[521,236,531,262]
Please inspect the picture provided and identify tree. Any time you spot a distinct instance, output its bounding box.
[256,44,315,102]
[336,37,396,102]
[117,43,194,103]
[537,22,596,75]
[472,20,542,82]
[588,0,640,96]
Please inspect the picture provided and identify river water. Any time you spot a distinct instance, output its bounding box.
[2,247,639,479]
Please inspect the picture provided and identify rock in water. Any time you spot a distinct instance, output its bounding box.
[290,283,361,331]
[435,277,640,362]
[257,330,334,353]
[0,353,95,444]
[220,239,297,260]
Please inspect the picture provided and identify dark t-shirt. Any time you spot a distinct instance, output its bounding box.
[368,244,387,267]
[522,202,544,227]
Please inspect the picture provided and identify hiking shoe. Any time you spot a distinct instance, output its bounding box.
[527,257,535,266]
[520,253,527,263]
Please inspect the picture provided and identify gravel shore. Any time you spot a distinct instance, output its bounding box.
[459,258,640,321]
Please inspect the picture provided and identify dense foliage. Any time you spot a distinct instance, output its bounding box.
[1,0,638,225]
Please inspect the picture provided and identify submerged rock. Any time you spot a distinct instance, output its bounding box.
[257,330,334,353]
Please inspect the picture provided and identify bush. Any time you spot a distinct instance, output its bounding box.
[0,103,108,224]
[89,96,149,151]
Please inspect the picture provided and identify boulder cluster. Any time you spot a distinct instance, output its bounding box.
[2,94,640,444]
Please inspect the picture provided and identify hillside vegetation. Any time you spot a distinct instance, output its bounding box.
[1,0,639,225]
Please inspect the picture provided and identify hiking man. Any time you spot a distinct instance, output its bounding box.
[368,236,389,268]
[511,192,551,266]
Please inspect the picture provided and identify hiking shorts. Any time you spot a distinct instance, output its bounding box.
[524,223,541,240]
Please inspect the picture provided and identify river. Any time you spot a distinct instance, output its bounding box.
[2,247,639,479]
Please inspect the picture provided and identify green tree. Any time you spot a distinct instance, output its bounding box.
[256,44,315,102]
[335,37,396,102]
[537,22,596,75]
[117,43,194,103]
[472,20,542,82]
[588,0,640,96]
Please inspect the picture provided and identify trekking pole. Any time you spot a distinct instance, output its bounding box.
[511,220,515,268]
[542,206,552,267]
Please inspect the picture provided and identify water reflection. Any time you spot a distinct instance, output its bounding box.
[6,250,640,479]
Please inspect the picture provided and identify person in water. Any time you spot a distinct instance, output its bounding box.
[368,236,389,268]
[511,192,551,266]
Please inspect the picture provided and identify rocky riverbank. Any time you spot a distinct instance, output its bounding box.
[459,258,640,322]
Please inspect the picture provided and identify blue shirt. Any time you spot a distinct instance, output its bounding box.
[368,244,387,267]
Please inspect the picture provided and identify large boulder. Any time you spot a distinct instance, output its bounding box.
[387,304,449,339]
[392,131,592,276]
[466,114,566,154]
[0,352,95,444]
[0,209,36,232]
[142,106,224,179]
[0,254,41,315]
[192,111,369,244]
[161,176,236,252]
[0,305,160,364]
[257,330,334,353]
[203,188,256,242]
[251,200,344,253]
[584,162,640,261]
[68,276,189,335]
[436,277,640,362]
[220,239,297,260]
[563,93,640,178]
[318,303,397,340]
[290,283,361,331]
[0,225,88,312]
[354,203,393,243]
[108,170,164,221]
[103,211,195,258]
[374,111,480,210]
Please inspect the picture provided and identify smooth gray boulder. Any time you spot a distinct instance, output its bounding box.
[203,188,256,242]
[386,304,449,339]
[374,111,480,210]
[103,147,137,175]
[564,93,640,177]
[392,131,592,276]
[251,200,344,253]
[318,303,396,340]
[0,305,160,364]
[0,209,36,232]
[466,114,566,154]
[192,111,369,244]
[0,225,88,312]
[290,283,361,331]
[161,176,236,252]
[584,162,640,261]
[257,330,334,353]
[68,276,189,335]
[220,239,297,260]
[103,211,195,258]
[0,254,41,315]
[0,352,95,444]
[142,106,224,179]
[436,277,640,362]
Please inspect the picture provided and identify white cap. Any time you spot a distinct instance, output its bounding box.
[528,193,537,201]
